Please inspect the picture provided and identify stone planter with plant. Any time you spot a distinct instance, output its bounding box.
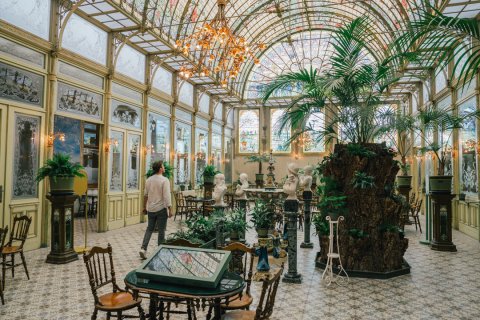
[250,200,274,238]
[36,153,85,194]
[225,208,248,240]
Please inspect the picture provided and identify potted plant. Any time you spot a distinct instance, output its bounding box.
[244,154,270,187]
[202,165,219,184]
[250,200,273,238]
[414,105,480,193]
[225,208,248,240]
[36,153,85,194]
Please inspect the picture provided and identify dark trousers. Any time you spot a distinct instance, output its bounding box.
[141,209,168,250]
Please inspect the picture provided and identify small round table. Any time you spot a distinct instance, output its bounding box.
[124,270,244,320]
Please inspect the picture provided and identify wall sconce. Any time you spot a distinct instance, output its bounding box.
[104,138,118,152]
[47,132,65,147]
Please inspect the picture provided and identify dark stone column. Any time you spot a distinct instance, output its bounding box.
[301,191,313,249]
[213,204,228,249]
[283,199,301,283]
[46,194,78,264]
[430,192,456,252]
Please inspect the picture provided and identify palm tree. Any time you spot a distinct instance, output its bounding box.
[395,2,480,86]
[262,18,406,146]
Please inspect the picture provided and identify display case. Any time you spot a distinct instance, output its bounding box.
[136,245,232,289]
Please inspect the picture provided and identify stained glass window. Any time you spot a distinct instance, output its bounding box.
[238,110,259,153]
[270,109,291,152]
[62,14,107,65]
[0,0,50,40]
[459,97,478,193]
[304,112,325,153]
[147,112,170,169]
[116,45,145,83]
[174,122,191,187]
[195,128,209,186]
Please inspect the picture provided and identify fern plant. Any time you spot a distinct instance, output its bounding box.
[36,153,84,182]
[351,171,375,189]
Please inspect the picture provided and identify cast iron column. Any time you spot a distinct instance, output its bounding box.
[430,192,456,251]
[283,199,302,283]
[300,191,313,248]
[46,194,78,264]
[214,205,228,248]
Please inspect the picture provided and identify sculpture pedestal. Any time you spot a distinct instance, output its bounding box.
[204,181,214,199]
[46,194,79,264]
[282,202,301,284]
[300,191,313,249]
[430,192,456,252]
[236,199,248,211]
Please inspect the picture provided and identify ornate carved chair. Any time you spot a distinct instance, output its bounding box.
[2,215,32,289]
[222,264,284,320]
[0,226,8,305]
[221,242,255,311]
[83,244,145,320]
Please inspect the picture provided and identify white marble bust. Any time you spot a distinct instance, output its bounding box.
[283,163,300,200]
[300,165,314,192]
[235,173,249,200]
[213,173,227,206]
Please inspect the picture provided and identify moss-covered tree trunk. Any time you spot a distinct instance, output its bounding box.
[318,143,409,272]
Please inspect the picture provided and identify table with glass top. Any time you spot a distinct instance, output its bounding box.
[124,246,244,320]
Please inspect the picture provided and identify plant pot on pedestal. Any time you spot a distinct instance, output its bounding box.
[257,228,268,238]
[396,175,412,188]
[255,173,264,188]
[50,176,75,195]
[429,176,453,193]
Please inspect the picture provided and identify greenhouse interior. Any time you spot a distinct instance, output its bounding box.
[1,0,480,319]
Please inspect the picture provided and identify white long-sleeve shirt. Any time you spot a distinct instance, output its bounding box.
[144,174,172,212]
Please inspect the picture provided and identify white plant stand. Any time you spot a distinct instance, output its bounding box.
[321,216,349,287]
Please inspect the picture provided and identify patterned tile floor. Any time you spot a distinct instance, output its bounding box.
[1,215,480,320]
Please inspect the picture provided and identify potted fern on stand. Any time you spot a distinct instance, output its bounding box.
[36,153,85,194]
[203,165,219,199]
[244,154,270,188]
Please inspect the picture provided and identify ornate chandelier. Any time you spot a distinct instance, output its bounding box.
[175,0,265,88]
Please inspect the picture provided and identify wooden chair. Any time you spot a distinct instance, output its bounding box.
[83,244,145,320]
[411,198,423,233]
[2,215,32,289]
[0,226,8,305]
[184,195,199,218]
[220,242,255,311]
[174,192,187,221]
[222,264,284,320]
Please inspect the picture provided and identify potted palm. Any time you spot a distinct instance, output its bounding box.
[244,154,270,188]
[36,153,85,194]
[250,200,273,238]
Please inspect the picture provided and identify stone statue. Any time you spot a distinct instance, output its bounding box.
[213,173,227,206]
[234,173,249,200]
[299,165,313,192]
[283,163,300,200]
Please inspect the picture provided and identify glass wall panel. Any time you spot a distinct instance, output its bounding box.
[0,0,50,40]
[238,110,259,153]
[57,82,102,120]
[116,45,145,83]
[179,82,193,106]
[195,128,209,186]
[212,133,222,172]
[304,112,325,153]
[147,112,170,168]
[438,96,453,175]
[62,14,107,65]
[12,113,40,199]
[109,131,124,191]
[199,94,210,114]
[127,133,140,190]
[53,115,81,164]
[214,102,223,120]
[0,37,44,67]
[152,67,172,96]
[460,97,478,193]
[270,108,291,152]
[174,122,191,187]
[435,68,447,94]
[111,99,142,129]
[224,136,233,184]
[0,62,44,107]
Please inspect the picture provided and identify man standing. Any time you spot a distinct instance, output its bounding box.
[139,160,172,259]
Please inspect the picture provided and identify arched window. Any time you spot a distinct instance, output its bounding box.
[304,112,325,153]
[0,0,50,40]
[198,94,210,114]
[238,110,259,153]
[152,67,172,96]
[116,45,145,83]
[270,109,291,153]
[179,82,194,106]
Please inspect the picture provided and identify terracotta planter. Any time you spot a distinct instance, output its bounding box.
[429,176,453,193]
[49,176,75,195]
[396,175,412,188]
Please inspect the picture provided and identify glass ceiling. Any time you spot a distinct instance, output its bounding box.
[72,0,461,102]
